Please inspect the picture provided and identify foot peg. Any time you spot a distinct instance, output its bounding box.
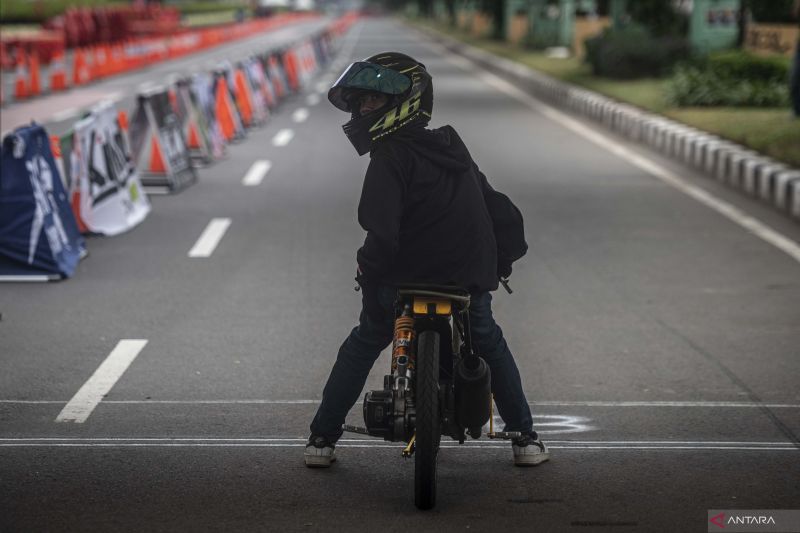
[402,434,416,458]
[488,431,524,440]
[342,424,370,435]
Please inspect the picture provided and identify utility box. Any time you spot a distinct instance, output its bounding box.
[689,0,741,53]
[525,0,576,49]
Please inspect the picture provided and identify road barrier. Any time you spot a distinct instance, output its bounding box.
[249,55,277,111]
[58,101,151,236]
[2,13,323,104]
[130,86,197,193]
[0,15,360,280]
[175,76,221,165]
[214,69,247,144]
[0,123,86,280]
[242,58,270,126]
[266,53,289,100]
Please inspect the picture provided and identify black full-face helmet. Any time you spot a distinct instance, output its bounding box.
[328,52,433,155]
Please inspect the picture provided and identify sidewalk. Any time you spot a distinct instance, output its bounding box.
[410,22,800,224]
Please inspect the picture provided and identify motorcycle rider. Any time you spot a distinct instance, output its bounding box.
[306,52,549,468]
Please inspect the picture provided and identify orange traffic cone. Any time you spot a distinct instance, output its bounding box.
[187,122,201,149]
[92,46,108,79]
[149,136,166,174]
[285,51,299,91]
[28,52,41,96]
[50,49,68,91]
[233,68,253,127]
[50,135,68,188]
[73,48,90,86]
[14,49,28,100]
[118,110,129,131]
[214,76,235,142]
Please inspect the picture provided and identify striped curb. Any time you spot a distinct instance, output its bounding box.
[415,25,800,223]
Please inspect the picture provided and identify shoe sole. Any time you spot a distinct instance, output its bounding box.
[514,453,551,467]
[304,455,337,468]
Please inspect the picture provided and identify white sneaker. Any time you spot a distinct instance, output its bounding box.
[512,432,550,466]
[304,435,336,468]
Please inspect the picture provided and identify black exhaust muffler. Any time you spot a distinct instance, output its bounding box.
[454,356,491,432]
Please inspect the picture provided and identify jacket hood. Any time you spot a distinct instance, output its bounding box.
[386,124,472,173]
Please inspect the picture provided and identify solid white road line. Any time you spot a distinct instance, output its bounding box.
[242,160,272,186]
[51,107,79,122]
[434,44,800,265]
[4,399,800,408]
[188,218,231,258]
[55,340,148,423]
[272,129,294,147]
[1,437,796,451]
[292,108,309,123]
[306,94,321,106]
[0,275,55,282]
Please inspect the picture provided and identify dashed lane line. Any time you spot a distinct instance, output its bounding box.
[55,340,148,423]
[292,108,309,123]
[306,94,321,106]
[242,160,272,186]
[272,128,294,147]
[188,218,231,258]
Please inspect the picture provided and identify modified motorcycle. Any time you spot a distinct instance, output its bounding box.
[343,284,523,510]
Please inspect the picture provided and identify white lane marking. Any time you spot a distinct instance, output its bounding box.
[292,108,309,123]
[0,275,55,282]
[0,438,795,451]
[272,129,294,147]
[51,107,79,122]
[315,80,331,94]
[534,401,800,408]
[335,20,364,67]
[0,438,793,445]
[55,340,148,423]
[437,46,800,265]
[5,400,800,408]
[142,186,171,196]
[242,160,272,186]
[188,218,231,258]
[488,414,594,435]
[306,93,321,106]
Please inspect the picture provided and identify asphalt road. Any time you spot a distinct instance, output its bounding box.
[2,17,799,533]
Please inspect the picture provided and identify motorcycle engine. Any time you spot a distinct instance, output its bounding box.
[363,376,414,441]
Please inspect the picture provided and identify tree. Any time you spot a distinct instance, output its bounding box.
[626,0,688,37]
[479,0,506,40]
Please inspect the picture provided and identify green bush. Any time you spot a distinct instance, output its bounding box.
[746,0,797,24]
[666,52,790,107]
[584,27,692,79]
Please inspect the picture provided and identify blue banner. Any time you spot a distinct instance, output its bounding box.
[0,123,86,279]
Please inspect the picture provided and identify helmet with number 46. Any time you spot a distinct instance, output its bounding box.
[328,52,433,155]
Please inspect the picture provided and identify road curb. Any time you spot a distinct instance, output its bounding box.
[415,25,800,223]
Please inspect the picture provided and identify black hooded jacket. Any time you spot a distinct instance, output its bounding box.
[356,124,526,292]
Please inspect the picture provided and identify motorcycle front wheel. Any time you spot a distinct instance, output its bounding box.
[414,330,441,510]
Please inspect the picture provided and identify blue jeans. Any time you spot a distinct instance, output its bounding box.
[309,286,535,441]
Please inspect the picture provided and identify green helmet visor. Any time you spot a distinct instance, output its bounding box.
[328,61,413,112]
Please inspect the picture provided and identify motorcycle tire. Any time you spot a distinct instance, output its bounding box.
[415,330,441,510]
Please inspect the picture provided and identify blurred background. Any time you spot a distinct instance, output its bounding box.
[2,0,797,164]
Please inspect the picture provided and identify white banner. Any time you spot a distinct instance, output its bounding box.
[64,101,150,236]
